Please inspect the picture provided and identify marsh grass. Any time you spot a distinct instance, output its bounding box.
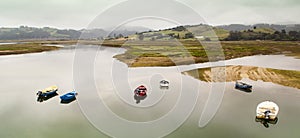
[0,43,59,55]
[110,40,300,67]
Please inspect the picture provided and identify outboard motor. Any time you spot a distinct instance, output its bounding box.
[36,91,42,96]
[264,110,271,119]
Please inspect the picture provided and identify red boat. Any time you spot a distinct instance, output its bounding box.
[134,85,147,96]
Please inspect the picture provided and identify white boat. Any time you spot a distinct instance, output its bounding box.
[256,101,279,120]
[160,80,169,87]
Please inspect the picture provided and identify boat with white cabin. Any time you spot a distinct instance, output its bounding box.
[256,101,279,120]
[160,80,169,87]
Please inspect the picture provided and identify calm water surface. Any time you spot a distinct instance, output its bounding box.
[0,45,299,138]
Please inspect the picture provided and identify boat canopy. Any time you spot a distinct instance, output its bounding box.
[160,80,169,84]
[257,101,279,113]
[41,85,58,93]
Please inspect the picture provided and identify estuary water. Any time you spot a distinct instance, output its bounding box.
[0,45,299,138]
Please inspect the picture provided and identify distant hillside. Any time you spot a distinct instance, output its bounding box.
[185,24,230,40]
[0,26,80,40]
[0,26,148,40]
[1,24,299,41]
[131,23,300,41]
[218,24,300,32]
[128,24,229,41]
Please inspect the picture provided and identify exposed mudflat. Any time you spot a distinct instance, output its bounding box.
[183,65,300,89]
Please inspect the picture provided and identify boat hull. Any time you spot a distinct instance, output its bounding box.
[60,91,77,103]
[235,82,252,92]
[36,88,58,102]
[160,84,169,87]
[134,85,147,97]
[160,80,169,87]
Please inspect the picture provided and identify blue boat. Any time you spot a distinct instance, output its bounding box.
[60,91,77,104]
[235,81,252,92]
[36,85,58,102]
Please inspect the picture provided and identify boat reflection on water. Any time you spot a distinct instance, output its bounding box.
[160,86,169,90]
[134,94,147,104]
[255,117,279,128]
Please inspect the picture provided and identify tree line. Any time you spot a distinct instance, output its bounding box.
[225,29,300,41]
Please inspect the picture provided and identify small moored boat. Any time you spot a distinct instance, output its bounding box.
[60,91,77,103]
[256,101,279,120]
[36,85,58,102]
[160,80,169,87]
[134,85,147,97]
[235,81,252,92]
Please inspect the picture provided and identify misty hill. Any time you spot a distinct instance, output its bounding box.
[0,26,80,40]
[0,26,149,40]
[1,24,299,41]
[218,24,300,32]
[131,24,230,41]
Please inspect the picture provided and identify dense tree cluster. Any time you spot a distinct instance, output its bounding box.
[184,32,194,39]
[225,29,300,41]
[171,26,186,31]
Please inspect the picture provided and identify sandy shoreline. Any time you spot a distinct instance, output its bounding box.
[183,65,300,89]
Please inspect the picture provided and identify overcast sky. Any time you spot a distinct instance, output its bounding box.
[0,0,299,29]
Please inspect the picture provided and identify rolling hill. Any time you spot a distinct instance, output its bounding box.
[1,24,299,41]
[130,23,300,41]
[0,26,149,40]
